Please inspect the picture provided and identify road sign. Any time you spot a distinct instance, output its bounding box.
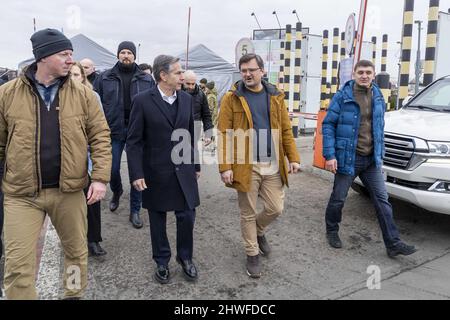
[235,38,255,66]
[345,14,356,56]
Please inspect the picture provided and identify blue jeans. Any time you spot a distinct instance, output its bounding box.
[325,154,401,248]
[111,128,142,214]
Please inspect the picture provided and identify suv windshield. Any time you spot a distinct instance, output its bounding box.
[406,79,450,112]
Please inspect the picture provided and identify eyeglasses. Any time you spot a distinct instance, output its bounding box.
[240,68,261,74]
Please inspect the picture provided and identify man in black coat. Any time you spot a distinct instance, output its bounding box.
[127,55,200,284]
[94,41,155,229]
[183,70,213,144]
[80,58,99,85]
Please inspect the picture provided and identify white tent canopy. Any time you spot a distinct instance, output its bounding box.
[177,44,238,101]
[18,34,117,72]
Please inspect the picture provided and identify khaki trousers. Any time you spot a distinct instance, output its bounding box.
[237,165,285,256]
[3,189,88,300]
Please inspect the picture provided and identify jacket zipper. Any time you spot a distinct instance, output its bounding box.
[32,91,42,196]
[3,123,15,180]
[21,77,41,196]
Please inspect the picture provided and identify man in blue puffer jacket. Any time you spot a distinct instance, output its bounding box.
[322,60,416,258]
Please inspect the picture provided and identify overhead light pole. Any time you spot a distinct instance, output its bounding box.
[251,12,262,29]
[273,10,282,29]
[292,10,300,22]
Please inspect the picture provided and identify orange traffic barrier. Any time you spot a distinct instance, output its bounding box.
[313,109,328,170]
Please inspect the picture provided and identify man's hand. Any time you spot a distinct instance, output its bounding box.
[325,159,338,174]
[289,162,302,174]
[221,170,233,185]
[86,181,107,205]
[132,179,148,192]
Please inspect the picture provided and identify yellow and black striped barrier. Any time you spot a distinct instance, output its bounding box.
[423,0,440,86]
[331,28,339,97]
[398,0,414,108]
[278,41,285,91]
[292,22,303,137]
[376,73,391,109]
[320,30,329,110]
[372,36,377,67]
[284,24,292,110]
[381,34,388,72]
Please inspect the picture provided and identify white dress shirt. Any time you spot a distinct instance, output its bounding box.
[157,85,177,105]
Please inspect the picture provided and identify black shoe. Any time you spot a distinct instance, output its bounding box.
[387,242,417,258]
[129,212,143,229]
[257,235,271,256]
[109,190,123,212]
[88,242,107,256]
[327,232,343,249]
[246,254,261,278]
[154,265,170,284]
[176,256,198,281]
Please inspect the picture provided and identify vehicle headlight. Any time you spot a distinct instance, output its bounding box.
[427,141,450,156]
[429,181,450,193]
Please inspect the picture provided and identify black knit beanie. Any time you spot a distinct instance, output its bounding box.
[117,41,136,58]
[30,28,73,61]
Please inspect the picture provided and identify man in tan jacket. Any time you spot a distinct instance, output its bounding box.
[0,29,111,300]
[218,54,300,278]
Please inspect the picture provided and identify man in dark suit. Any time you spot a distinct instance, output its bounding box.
[126,55,200,284]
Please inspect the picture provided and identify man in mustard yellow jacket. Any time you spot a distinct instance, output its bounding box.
[218,54,300,278]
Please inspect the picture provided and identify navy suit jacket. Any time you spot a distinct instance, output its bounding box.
[126,86,200,212]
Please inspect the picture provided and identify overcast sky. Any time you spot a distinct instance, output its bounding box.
[2,0,450,80]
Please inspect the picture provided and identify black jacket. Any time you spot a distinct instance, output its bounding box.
[183,84,213,132]
[87,72,99,85]
[126,87,200,212]
[94,62,155,140]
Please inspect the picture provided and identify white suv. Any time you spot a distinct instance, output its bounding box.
[353,76,450,214]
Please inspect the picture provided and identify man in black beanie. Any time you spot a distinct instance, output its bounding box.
[0,28,112,299]
[94,41,154,229]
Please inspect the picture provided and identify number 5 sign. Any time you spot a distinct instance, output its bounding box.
[235,38,255,66]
